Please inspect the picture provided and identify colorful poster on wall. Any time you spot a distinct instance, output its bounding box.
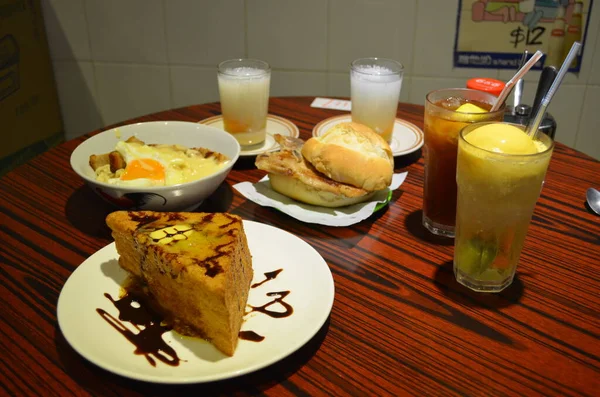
[454,0,593,71]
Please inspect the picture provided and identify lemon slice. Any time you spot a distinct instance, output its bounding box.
[456,103,487,113]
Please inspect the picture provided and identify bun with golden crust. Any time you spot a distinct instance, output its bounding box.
[255,135,375,208]
[302,122,393,191]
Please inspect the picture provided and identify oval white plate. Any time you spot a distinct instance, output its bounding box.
[199,114,299,157]
[312,115,424,157]
[57,220,334,384]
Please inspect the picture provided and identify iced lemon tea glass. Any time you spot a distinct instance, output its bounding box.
[423,88,504,237]
[218,59,271,147]
[454,122,554,292]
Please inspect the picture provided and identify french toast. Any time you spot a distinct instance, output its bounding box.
[105,211,253,356]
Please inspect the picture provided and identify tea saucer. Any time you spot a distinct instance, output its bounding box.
[199,114,299,157]
[312,115,424,157]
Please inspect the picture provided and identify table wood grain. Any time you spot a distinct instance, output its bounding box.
[1,97,598,397]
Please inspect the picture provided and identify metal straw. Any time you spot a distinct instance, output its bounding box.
[491,50,543,112]
[526,42,581,138]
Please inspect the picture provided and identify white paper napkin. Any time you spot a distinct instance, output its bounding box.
[233,172,407,227]
[310,97,352,111]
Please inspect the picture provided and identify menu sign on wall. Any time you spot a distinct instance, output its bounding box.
[454,0,593,72]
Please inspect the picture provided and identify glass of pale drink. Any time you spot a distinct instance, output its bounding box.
[454,122,554,292]
[217,59,271,147]
[350,58,403,144]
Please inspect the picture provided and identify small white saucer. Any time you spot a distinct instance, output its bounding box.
[312,115,424,157]
[199,114,299,157]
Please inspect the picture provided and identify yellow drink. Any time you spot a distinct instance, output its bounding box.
[454,123,554,292]
[218,59,270,146]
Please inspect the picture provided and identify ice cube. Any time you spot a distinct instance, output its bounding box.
[441,96,462,110]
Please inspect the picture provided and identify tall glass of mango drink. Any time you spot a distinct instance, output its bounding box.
[423,89,505,237]
[454,122,554,292]
[218,59,271,147]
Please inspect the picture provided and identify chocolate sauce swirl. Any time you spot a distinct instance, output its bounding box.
[248,291,294,318]
[251,269,283,288]
[97,291,180,367]
[239,330,265,342]
[96,267,294,361]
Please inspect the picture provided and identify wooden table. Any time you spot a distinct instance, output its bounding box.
[1,97,598,396]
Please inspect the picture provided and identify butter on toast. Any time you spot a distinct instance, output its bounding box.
[105,211,253,356]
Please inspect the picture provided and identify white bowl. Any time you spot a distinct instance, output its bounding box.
[70,121,240,212]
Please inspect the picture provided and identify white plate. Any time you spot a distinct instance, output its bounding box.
[57,220,334,384]
[312,115,424,157]
[199,114,300,157]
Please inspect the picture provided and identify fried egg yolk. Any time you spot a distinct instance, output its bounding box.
[120,158,166,182]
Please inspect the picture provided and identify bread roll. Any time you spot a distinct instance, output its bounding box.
[255,133,378,208]
[302,122,393,191]
[268,173,375,208]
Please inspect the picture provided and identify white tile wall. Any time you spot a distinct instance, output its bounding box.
[329,0,416,73]
[577,86,600,155]
[170,66,219,109]
[165,0,245,65]
[328,72,350,97]
[52,61,102,139]
[84,0,168,64]
[271,71,328,97]
[587,23,600,85]
[42,0,91,61]
[546,84,587,147]
[41,0,600,159]
[94,63,171,126]
[247,0,328,70]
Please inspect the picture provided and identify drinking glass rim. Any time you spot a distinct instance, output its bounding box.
[350,57,404,75]
[218,58,271,76]
[425,88,505,115]
[459,122,555,158]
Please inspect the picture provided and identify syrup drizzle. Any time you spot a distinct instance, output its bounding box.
[96,268,294,363]
[132,212,242,278]
[239,330,265,342]
[251,269,283,288]
[97,292,180,367]
[247,291,294,318]
[239,268,287,341]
